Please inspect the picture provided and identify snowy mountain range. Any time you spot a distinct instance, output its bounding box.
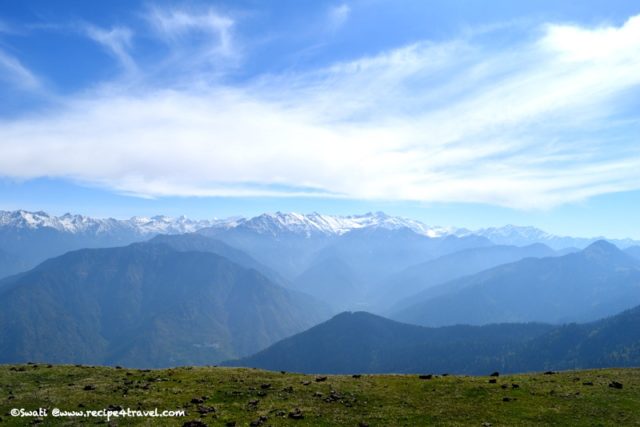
[1,209,637,249]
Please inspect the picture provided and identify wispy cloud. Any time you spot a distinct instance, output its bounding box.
[146,6,235,59]
[0,49,40,90]
[84,25,136,73]
[328,4,351,31]
[0,12,639,209]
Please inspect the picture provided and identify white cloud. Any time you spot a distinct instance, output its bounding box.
[1,14,640,209]
[84,25,136,73]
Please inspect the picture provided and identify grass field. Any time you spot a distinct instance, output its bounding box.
[0,364,638,426]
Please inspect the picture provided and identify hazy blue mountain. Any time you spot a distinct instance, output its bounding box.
[226,307,640,375]
[625,246,640,260]
[392,241,640,327]
[372,243,556,313]
[291,227,493,310]
[224,311,553,374]
[0,242,331,368]
[148,233,287,286]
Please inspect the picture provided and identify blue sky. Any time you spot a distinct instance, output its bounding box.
[1,0,640,238]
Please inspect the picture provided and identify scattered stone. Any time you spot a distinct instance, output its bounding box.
[490,372,500,377]
[225,422,236,427]
[500,384,508,389]
[352,374,362,379]
[257,391,267,397]
[83,385,96,391]
[275,410,286,417]
[282,386,294,393]
[115,366,123,370]
[191,397,205,404]
[488,379,497,384]
[583,381,594,386]
[442,373,450,377]
[302,381,311,386]
[280,371,286,375]
[106,405,123,411]
[260,383,271,389]
[544,371,556,375]
[314,392,324,398]
[502,397,514,402]
[419,374,433,380]
[609,381,623,389]
[315,376,328,382]
[78,403,85,408]
[511,384,520,389]
[359,423,369,427]
[481,423,493,427]
[47,365,53,368]
[249,415,268,426]
[247,399,260,409]
[288,408,304,420]
[182,421,208,427]
[197,406,216,415]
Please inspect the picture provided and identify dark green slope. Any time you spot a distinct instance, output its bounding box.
[510,304,640,372]
[392,240,640,326]
[226,305,640,375]
[225,311,552,374]
[0,242,331,368]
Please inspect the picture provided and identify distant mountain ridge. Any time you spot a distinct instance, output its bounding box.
[227,307,640,374]
[0,240,331,367]
[392,240,640,327]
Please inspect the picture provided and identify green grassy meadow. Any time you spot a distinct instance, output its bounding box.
[0,365,638,426]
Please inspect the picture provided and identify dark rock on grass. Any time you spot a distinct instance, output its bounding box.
[280,371,286,375]
[314,392,324,398]
[583,381,594,386]
[182,421,208,427]
[106,405,123,411]
[257,391,267,397]
[609,381,623,389]
[247,399,260,408]
[250,415,268,426]
[512,384,520,389]
[282,386,294,393]
[315,376,328,382]
[442,373,450,377]
[544,371,556,375]
[352,374,362,379]
[359,423,369,427]
[488,379,497,384]
[197,405,216,415]
[419,374,433,380]
[275,410,286,417]
[225,422,236,427]
[302,381,311,386]
[83,385,96,391]
[501,384,508,389]
[502,397,515,402]
[288,408,304,420]
[490,372,500,377]
[260,383,271,389]
[191,397,205,404]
